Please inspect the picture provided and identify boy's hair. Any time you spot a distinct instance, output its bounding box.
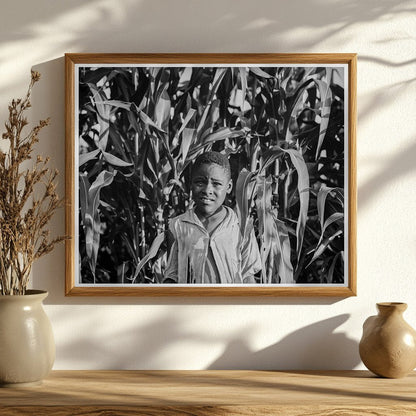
[192,151,231,179]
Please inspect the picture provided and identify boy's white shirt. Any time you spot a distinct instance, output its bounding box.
[164,206,262,284]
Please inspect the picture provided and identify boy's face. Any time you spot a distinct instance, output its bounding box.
[191,163,232,218]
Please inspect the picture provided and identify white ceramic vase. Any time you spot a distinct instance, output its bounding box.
[0,290,55,387]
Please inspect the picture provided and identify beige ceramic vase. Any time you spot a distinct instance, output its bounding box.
[359,302,416,378]
[0,290,55,387]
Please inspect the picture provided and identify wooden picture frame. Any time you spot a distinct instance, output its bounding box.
[65,53,356,296]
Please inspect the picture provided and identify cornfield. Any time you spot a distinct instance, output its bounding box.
[77,65,345,285]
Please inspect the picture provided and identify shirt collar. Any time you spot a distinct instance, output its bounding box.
[181,206,234,229]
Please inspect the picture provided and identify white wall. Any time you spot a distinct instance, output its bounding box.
[1,0,415,370]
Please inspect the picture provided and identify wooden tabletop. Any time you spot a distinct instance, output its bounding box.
[1,370,415,415]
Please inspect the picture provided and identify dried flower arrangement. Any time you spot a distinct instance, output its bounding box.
[0,71,65,295]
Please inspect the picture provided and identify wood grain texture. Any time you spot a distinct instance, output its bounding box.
[65,285,356,297]
[64,53,357,297]
[0,370,415,415]
[347,54,357,297]
[65,54,76,296]
[2,405,416,416]
[65,53,357,65]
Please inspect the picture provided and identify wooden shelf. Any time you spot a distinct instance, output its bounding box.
[1,370,415,415]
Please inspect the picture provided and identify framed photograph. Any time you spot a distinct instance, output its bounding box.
[65,53,356,296]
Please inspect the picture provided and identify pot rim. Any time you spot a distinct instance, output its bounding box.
[377,302,407,306]
[377,302,407,312]
[0,290,48,301]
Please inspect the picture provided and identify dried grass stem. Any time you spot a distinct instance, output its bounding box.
[0,71,65,295]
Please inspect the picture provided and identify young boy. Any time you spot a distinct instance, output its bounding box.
[164,151,261,284]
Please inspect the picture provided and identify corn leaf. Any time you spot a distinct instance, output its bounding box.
[250,67,272,79]
[155,86,171,132]
[235,168,256,234]
[101,100,132,111]
[307,229,343,268]
[273,218,294,283]
[175,108,196,142]
[316,212,344,248]
[174,108,196,163]
[82,68,111,84]
[86,170,116,232]
[79,149,100,167]
[196,68,227,136]
[131,232,166,283]
[83,170,116,276]
[139,110,166,133]
[178,67,193,89]
[314,69,333,159]
[238,67,248,112]
[102,151,133,167]
[79,174,89,230]
[189,127,244,157]
[87,83,110,150]
[255,174,273,282]
[317,185,341,228]
[254,175,293,283]
[284,78,314,141]
[282,148,310,263]
[108,128,133,167]
[260,147,284,173]
[327,251,342,283]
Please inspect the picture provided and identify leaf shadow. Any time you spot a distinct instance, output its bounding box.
[359,139,416,209]
[207,314,360,370]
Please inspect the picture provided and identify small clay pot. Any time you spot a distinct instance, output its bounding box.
[359,302,416,378]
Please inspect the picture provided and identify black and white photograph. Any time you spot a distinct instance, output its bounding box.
[65,54,356,296]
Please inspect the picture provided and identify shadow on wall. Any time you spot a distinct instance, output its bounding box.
[53,308,213,369]
[358,139,416,208]
[54,308,359,370]
[0,0,414,92]
[208,314,360,370]
[30,56,67,300]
